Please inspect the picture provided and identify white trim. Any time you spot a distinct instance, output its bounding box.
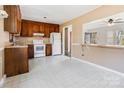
[72,43,81,46]
[71,57,124,77]
[62,25,72,55]
[0,75,6,87]
[0,47,4,51]
[62,27,65,55]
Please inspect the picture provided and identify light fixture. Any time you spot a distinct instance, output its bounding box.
[0,10,8,18]
[107,19,114,26]
[33,33,44,37]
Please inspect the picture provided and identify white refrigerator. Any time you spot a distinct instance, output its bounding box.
[50,32,61,55]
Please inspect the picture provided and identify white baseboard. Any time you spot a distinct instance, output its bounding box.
[71,57,124,77]
[0,75,6,88]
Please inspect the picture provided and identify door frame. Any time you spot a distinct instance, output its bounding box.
[62,25,72,56]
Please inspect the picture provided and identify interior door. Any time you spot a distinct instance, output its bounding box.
[65,28,69,56]
[69,31,72,57]
[64,28,71,57]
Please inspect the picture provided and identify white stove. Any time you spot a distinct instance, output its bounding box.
[33,40,46,57]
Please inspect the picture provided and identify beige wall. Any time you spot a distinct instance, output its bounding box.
[0,5,9,82]
[60,5,124,73]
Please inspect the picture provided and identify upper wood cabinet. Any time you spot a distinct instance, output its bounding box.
[44,23,50,37]
[32,22,40,33]
[21,20,32,37]
[17,6,21,33]
[39,23,44,33]
[54,25,59,32]
[21,20,28,36]
[4,5,21,34]
[20,19,59,37]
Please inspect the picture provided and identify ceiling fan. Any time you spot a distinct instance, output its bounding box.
[104,18,124,26]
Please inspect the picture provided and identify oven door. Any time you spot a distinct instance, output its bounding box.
[34,44,45,54]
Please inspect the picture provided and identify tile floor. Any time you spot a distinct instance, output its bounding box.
[3,55,124,88]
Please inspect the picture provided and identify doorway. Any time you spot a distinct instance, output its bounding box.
[63,25,72,57]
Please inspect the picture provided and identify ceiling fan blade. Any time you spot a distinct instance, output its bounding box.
[103,20,108,24]
[115,18,123,21]
[114,21,124,23]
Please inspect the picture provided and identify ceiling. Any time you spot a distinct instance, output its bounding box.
[84,11,124,31]
[20,5,100,24]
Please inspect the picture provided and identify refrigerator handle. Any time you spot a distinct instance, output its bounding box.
[52,35,54,44]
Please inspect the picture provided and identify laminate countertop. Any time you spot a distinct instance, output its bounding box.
[82,44,124,49]
[5,45,28,48]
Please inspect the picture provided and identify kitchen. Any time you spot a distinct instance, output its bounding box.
[2,5,62,77]
[1,5,124,88]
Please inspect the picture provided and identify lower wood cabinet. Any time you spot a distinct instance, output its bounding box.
[28,44,34,59]
[4,47,29,77]
[46,44,52,56]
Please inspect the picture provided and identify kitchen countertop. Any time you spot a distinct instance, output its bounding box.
[28,43,52,45]
[82,44,124,49]
[3,42,51,49]
[5,45,28,48]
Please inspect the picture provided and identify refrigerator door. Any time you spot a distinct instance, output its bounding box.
[53,33,61,40]
[52,43,61,55]
[51,33,61,55]
[50,33,53,44]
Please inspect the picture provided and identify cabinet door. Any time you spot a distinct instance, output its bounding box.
[9,5,17,33]
[4,6,11,32]
[44,24,50,37]
[21,20,33,37]
[46,44,52,56]
[4,5,21,34]
[28,44,34,58]
[54,25,59,32]
[49,24,55,34]
[4,48,19,77]
[21,21,29,36]
[39,23,44,33]
[32,22,40,33]
[18,48,29,74]
[17,5,21,33]
[28,22,33,37]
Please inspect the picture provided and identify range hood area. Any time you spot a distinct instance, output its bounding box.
[33,33,44,37]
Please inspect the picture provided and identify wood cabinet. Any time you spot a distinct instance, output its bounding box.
[21,20,33,37]
[40,23,44,33]
[17,6,22,33]
[20,19,59,37]
[44,23,50,37]
[4,5,21,34]
[4,47,29,77]
[46,44,52,56]
[54,25,59,32]
[32,22,40,33]
[28,44,34,59]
